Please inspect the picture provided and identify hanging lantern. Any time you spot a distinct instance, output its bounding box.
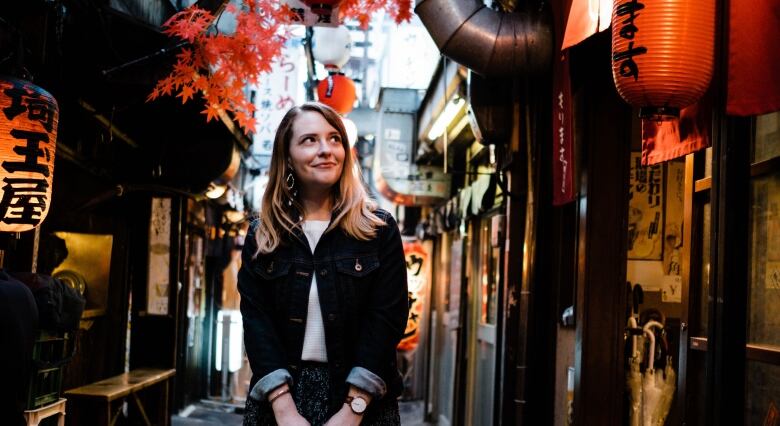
[341,116,358,147]
[611,0,715,120]
[0,76,58,232]
[317,73,356,114]
[312,26,352,71]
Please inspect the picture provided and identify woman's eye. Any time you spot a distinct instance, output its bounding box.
[302,136,316,143]
[329,135,342,143]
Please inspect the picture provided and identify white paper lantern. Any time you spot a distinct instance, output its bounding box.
[341,116,358,147]
[312,26,352,70]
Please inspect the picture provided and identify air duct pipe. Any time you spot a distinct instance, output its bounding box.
[415,0,553,76]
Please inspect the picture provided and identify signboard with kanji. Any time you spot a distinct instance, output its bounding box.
[0,77,58,232]
[628,152,664,260]
[251,40,303,157]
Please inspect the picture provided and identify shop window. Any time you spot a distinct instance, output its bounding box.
[753,112,780,163]
[744,111,780,423]
[747,170,780,346]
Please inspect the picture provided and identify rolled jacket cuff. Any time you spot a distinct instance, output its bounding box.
[346,366,387,398]
[250,369,293,401]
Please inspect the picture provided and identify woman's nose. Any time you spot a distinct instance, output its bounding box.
[317,139,332,155]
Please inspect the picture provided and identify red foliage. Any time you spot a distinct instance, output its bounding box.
[149,0,412,134]
[340,0,413,28]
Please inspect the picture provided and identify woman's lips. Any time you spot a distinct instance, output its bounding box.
[313,162,337,168]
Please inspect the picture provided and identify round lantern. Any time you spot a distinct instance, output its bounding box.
[301,0,342,17]
[611,0,715,120]
[312,26,352,71]
[341,116,358,147]
[0,76,58,232]
[317,73,356,114]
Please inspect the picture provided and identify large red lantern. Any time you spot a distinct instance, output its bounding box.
[0,76,58,232]
[611,0,715,120]
[317,73,356,114]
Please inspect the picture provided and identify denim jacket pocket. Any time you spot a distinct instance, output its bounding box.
[253,258,291,280]
[335,254,379,278]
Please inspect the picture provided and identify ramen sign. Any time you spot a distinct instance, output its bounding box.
[0,77,58,232]
[398,241,429,352]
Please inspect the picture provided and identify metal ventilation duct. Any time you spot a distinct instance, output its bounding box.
[415,0,553,76]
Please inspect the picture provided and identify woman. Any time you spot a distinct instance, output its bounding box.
[238,102,408,426]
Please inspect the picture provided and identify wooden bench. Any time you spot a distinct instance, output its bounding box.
[64,368,175,426]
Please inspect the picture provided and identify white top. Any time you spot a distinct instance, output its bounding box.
[301,220,329,362]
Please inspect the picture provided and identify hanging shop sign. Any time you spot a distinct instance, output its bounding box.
[317,73,356,114]
[0,77,58,232]
[252,39,303,157]
[147,197,172,315]
[312,26,352,71]
[611,0,715,120]
[398,241,430,352]
[283,0,341,26]
[552,0,576,205]
[562,0,612,50]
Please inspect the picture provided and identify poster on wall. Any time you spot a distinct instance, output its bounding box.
[628,152,665,260]
[662,160,684,303]
[147,197,171,315]
[398,240,429,352]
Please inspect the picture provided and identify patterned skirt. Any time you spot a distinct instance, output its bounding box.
[243,362,400,426]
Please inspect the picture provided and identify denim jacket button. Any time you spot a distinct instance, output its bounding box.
[320,268,328,276]
[327,313,337,321]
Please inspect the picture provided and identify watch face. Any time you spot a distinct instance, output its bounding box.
[350,396,368,414]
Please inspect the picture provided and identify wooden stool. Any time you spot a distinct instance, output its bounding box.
[23,398,66,426]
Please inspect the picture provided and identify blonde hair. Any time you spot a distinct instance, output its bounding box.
[255,102,385,255]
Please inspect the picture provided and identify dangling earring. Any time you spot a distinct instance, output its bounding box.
[286,168,295,190]
[285,167,297,206]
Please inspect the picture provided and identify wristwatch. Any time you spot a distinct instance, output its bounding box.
[345,395,368,415]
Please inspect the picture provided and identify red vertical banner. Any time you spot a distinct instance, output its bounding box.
[552,52,575,205]
[553,0,576,206]
[726,0,780,116]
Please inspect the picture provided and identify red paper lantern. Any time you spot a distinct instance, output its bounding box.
[317,73,356,114]
[611,0,715,120]
[301,0,342,17]
[0,76,58,232]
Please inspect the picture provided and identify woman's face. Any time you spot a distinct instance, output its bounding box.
[287,110,346,194]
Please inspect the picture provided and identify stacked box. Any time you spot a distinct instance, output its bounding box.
[25,330,72,409]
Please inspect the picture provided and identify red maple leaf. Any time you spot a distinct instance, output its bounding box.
[177,85,195,103]
[202,103,222,122]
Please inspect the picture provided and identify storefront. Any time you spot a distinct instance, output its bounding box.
[0,1,253,423]
[413,0,779,424]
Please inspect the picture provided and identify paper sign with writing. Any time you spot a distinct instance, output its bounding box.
[252,40,303,156]
[628,152,664,260]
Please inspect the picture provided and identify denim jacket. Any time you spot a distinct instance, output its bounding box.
[238,209,408,411]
